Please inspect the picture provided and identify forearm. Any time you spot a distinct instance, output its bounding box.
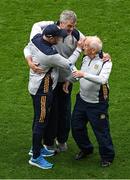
[83,73,108,84]
[23,45,32,59]
[51,48,81,69]
[66,75,78,83]
[68,47,81,64]
[23,45,33,64]
[83,62,112,84]
[26,56,33,67]
[30,21,54,40]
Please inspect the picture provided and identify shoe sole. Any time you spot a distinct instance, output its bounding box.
[29,160,53,169]
[42,153,55,157]
[28,152,55,157]
[28,152,33,156]
[101,162,111,167]
[59,148,68,152]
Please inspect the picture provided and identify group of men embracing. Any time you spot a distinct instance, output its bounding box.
[23,10,115,169]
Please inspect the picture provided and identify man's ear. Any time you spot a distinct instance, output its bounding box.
[49,36,54,41]
[92,48,97,55]
[60,22,65,29]
[48,36,53,39]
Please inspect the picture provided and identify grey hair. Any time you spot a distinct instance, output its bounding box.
[60,10,77,23]
[86,36,103,52]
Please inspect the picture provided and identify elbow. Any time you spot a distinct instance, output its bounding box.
[23,48,26,57]
[23,48,28,58]
[23,47,32,59]
[100,78,108,84]
[98,74,109,84]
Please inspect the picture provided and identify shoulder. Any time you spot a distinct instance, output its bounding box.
[82,55,90,62]
[72,29,85,41]
[33,21,54,28]
[32,34,58,56]
[38,44,58,56]
[45,47,58,56]
[72,29,80,41]
[96,56,112,67]
[80,56,90,67]
[101,59,112,66]
[101,59,112,70]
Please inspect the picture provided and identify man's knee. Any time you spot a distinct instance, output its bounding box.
[71,119,85,134]
[33,121,46,135]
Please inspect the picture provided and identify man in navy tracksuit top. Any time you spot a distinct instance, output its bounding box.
[71,36,115,167]
[24,24,82,169]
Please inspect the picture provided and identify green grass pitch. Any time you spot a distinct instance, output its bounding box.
[0,0,130,178]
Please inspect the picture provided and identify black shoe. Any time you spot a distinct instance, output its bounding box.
[101,160,112,167]
[75,150,93,160]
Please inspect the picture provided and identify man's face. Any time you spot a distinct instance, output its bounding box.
[83,40,96,56]
[60,20,76,34]
[49,36,62,45]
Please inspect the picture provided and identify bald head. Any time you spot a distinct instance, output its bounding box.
[83,36,103,57]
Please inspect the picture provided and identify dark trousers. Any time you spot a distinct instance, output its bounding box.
[44,82,72,146]
[31,73,53,159]
[71,93,115,162]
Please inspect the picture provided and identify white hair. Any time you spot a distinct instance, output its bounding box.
[60,10,77,23]
[85,36,103,52]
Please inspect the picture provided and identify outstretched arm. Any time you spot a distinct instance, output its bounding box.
[73,61,112,84]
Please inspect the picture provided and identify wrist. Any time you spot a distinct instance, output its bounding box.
[76,47,82,53]
[83,72,87,78]
[27,57,32,64]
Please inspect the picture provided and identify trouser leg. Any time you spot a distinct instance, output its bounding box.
[31,95,47,158]
[57,83,72,143]
[87,102,115,162]
[44,87,58,146]
[31,74,53,158]
[71,94,93,153]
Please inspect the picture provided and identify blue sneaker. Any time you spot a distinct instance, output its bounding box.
[29,155,53,169]
[28,148,33,156]
[41,146,55,157]
[28,146,55,157]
